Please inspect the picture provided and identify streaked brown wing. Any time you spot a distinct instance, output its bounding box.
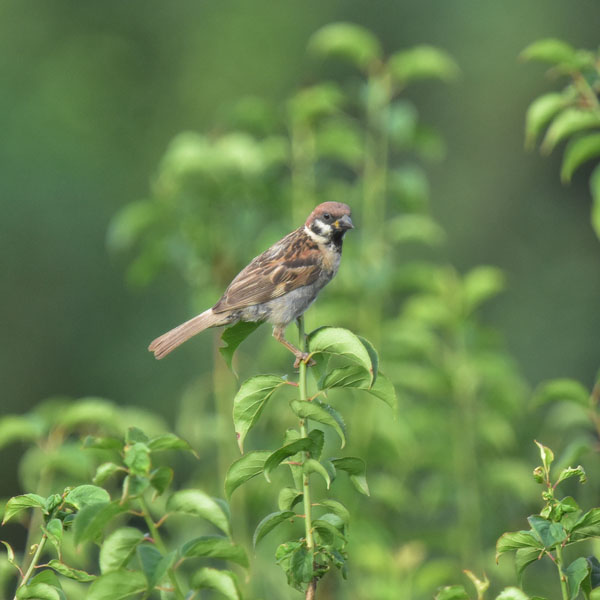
[212,230,322,313]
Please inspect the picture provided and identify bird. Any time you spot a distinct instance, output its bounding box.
[148,201,354,367]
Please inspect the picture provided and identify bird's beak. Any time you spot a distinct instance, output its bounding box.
[335,214,354,230]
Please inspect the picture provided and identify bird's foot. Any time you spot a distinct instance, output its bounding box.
[294,352,316,369]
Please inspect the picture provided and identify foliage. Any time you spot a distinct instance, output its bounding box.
[522,38,600,238]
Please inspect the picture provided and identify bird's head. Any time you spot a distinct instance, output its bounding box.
[305,202,354,245]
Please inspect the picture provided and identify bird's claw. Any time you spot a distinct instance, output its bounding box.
[294,352,316,369]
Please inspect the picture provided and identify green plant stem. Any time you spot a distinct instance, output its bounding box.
[139,495,185,600]
[15,533,47,597]
[555,545,570,600]
[297,317,315,554]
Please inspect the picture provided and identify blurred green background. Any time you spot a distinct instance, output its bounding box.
[2,1,600,598]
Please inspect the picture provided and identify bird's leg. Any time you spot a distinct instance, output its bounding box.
[273,326,315,369]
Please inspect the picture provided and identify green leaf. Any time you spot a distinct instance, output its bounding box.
[99,527,145,574]
[434,586,470,600]
[541,108,600,154]
[591,165,600,240]
[534,440,554,471]
[331,457,369,496]
[389,45,459,84]
[93,462,122,486]
[287,83,344,124]
[125,427,149,444]
[253,511,295,547]
[1,540,18,571]
[121,475,149,499]
[463,266,505,312]
[225,450,271,499]
[495,588,530,600]
[320,365,370,390]
[357,335,379,384]
[137,544,175,588]
[124,443,151,476]
[515,547,542,583]
[528,516,566,548]
[219,321,263,373]
[149,466,173,496]
[73,501,126,546]
[533,379,590,407]
[525,92,570,149]
[303,459,331,489]
[566,557,590,600]
[320,499,350,526]
[47,559,96,582]
[191,568,242,600]
[147,433,195,454]
[365,372,398,412]
[308,22,381,70]
[181,536,249,567]
[3,493,46,524]
[586,556,600,590]
[571,508,600,541]
[167,490,231,537]
[308,327,374,383]
[64,485,110,510]
[43,519,63,553]
[83,436,124,451]
[86,570,147,600]
[278,488,303,511]
[557,466,587,486]
[0,415,44,450]
[496,530,542,560]
[233,375,287,453]
[276,541,314,591]
[16,583,62,600]
[290,400,346,448]
[264,431,325,482]
[520,38,577,65]
[561,133,600,182]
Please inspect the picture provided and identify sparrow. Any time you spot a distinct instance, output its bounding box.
[148,201,354,366]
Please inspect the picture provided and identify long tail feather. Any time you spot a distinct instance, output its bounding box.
[148,309,227,359]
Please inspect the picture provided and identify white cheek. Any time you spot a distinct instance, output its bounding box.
[304,225,329,244]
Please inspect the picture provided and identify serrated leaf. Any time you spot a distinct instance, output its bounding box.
[125,427,149,445]
[525,92,569,149]
[307,327,374,383]
[48,559,96,582]
[313,517,347,544]
[264,434,324,483]
[389,45,459,84]
[533,379,590,407]
[86,570,147,600]
[357,335,379,384]
[278,488,303,511]
[73,501,126,546]
[496,530,542,560]
[320,365,370,390]
[44,519,63,554]
[571,508,600,541]
[520,38,577,65]
[557,466,587,486]
[167,490,231,537]
[308,22,381,70]
[219,321,263,374]
[253,511,295,547]
[233,375,287,453]
[516,547,542,583]
[191,567,242,600]
[303,459,331,489]
[561,133,600,182]
[64,485,110,510]
[290,400,346,448]
[99,527,144,574]
[181,536,249,567]
[365,372,398,412]
[330,457,369,496]
[542,108,600,154]
[225,450,271,499]
[3,494,46,524]
[566,557,590,600]
[123,443,151,476]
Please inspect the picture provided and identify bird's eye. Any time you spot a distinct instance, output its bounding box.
[323,213,331,221]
